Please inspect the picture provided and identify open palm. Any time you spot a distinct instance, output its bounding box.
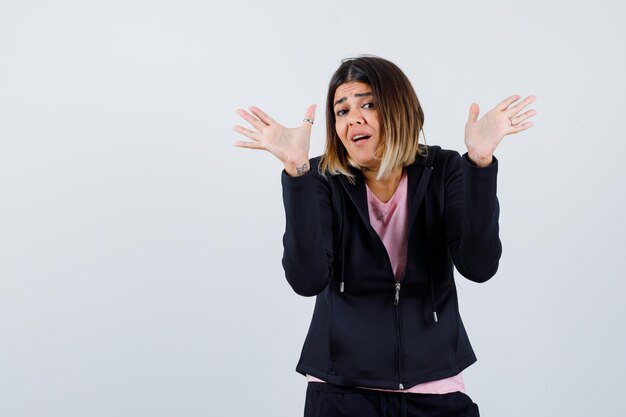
[233,105,317,170]
[464,95,537,166]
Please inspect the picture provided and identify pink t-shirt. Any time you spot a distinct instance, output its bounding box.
[307,169,465,394]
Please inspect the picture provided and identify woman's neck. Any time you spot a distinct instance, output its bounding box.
[363,166,404,203]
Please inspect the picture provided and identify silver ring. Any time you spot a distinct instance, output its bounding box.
[303,117,314,124]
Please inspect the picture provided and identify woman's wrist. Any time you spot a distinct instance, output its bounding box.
[284,157,311,177]
[466,151,493,168]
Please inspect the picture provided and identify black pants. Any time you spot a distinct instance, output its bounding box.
[304,382,480,417]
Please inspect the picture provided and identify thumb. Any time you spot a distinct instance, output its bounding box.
[467,103,479,123]
[301,104,317,128]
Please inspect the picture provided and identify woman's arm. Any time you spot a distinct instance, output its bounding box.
[445,94,537,282]
[281,160,334,296]
[444,151,502,283]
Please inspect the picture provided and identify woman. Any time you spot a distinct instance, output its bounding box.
[233,56,536,417]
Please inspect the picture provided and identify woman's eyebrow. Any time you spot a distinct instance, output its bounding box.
[334,92,373,106]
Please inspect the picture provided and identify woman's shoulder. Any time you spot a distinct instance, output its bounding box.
[414,144,461,167]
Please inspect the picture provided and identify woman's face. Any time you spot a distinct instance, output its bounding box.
[333,81,382,170]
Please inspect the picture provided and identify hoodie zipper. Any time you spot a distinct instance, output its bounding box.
[394,270,406,389]
[337,163,436,391]
[394,282,401,305]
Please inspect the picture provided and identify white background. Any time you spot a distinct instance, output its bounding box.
[1,1,624,416]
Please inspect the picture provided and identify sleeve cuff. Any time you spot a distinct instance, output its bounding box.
[462,153,498,180]
[281,163,319,190]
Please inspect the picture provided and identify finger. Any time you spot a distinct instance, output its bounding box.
[505,95,537,117]
[507,121,535,135]
[305,104,316,119]
[302,104,317,127]
[496,95,522,111]
[232,124,260,141]
[236,108,266,131]
[234,140,265,150]
[467,103,479,123]
[510,109,537,126]
[249,106,275,126]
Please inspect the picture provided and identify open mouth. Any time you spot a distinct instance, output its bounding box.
[352,134,371,142]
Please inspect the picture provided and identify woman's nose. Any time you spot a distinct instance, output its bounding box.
[348,109,364,125]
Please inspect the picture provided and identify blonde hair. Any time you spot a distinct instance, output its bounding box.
[319,56,428,182]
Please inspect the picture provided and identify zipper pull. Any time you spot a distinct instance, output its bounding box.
[394,282,401,305]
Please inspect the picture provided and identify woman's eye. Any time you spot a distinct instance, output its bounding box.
[336,103,374,117]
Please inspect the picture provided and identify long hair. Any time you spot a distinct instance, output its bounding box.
[319,56,427,181]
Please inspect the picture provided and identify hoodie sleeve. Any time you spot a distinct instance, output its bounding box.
[280,158,334,296]
[444,151,502,283]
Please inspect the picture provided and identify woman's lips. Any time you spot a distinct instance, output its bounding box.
[350,131,371,141]
[352,135,371,147]
[352,136,370,146]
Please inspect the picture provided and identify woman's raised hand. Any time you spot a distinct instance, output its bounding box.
[464,95,537,167]
[233,104,317,176]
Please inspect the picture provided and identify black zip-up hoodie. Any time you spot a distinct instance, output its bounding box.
[281,145,501,390]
